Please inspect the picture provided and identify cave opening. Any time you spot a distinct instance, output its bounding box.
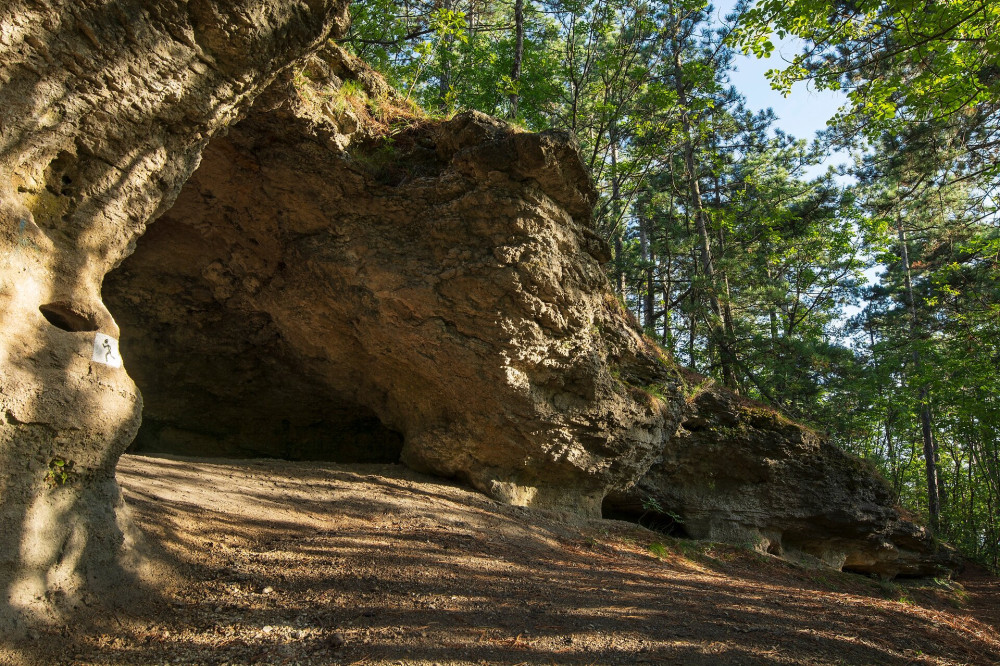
[600,497,690,539]
[39,301,100,332]
[102,141,404,465]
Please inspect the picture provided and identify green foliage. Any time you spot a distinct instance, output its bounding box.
[638,493,685,535]
[731,1,1000,131]
[647,541,668,558]
[730,0,1000,194]
[639,382,668,403]
[640,493,664,514]
[346,0,563,122]
[46,457,76,487]
[819,116,1000,569]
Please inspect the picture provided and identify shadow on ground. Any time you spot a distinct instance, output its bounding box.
[10,454,1000,665]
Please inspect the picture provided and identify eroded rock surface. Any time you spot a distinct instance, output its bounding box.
[106,46,954,575]
[104,49,686,518]
[606,383,960,577]
[0,0,347,634]
[103,50,958,579]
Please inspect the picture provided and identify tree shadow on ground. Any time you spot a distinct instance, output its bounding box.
[13,454,993,666]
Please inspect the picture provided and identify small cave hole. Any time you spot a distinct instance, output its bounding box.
[39,301,99,332]
[44,151,78,198]
[601,497,690,538]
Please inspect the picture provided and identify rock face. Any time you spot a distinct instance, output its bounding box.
[0,0,348,634]
[103,48,686,517]
[606,381,959,577]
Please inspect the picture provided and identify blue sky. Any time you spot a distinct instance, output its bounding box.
[711,1,850,177]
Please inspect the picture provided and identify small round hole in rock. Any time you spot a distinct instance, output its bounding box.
[39,302,99,332]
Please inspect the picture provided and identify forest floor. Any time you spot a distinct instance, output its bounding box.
[8,454,1000,665]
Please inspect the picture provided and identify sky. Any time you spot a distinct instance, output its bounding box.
[711,1,851,178]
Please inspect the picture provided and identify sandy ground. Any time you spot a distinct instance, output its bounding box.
[6,454,1000,665]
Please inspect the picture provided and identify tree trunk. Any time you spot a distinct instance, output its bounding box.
[671,36,735,387]
[639,215,655,330]
[509,0,524,119]
[438,0,454,110]
[714,175,739,391]
[610,126,626,295]
[897,219,941,530]
[767,267,779,345]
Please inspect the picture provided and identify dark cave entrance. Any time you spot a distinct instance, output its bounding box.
[102,160,404,465]
[600,496,690,539]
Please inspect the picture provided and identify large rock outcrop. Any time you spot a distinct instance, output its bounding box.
[0,0,348,634]
[101,48,958,579]
[606,381,959,577]
[102,47,687,516]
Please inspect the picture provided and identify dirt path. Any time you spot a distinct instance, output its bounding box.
[960,565,1000,635]
[10,455,1000,665]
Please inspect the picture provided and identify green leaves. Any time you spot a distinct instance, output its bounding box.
[731,0,1000,151]
[345,0,1000,570]
[46,457,76,487]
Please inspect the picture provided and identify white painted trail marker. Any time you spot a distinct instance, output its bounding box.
[92,332,122,368]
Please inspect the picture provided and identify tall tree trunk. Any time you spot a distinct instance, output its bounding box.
[767,267,779,344]
[639,215,655,330]
[661,260,674,348]
[688,245,698,368]
[610,125,626,295]
[897,219,941,530]
[671,36,735,387]
[662,197,677,348]
[508,0,524,119]
[438,0,454,110]
[720,271,738,390]
[869,324,902,496]
[714,174,739,391]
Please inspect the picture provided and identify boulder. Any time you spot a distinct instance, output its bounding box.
[103,50,687,518]
[605,380,960,578]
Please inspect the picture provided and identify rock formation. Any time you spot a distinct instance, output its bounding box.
[0,3,957,638]
[104,47,958,579]
[0,0,348,634]
[605,379,959,577]
[102,47,687,516]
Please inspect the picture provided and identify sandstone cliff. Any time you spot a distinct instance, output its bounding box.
[104,46,957,578]
[0,0,348,634]
[103,47,687,517]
